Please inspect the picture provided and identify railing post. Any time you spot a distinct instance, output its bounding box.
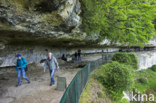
[105,55,107,62]
[98,59,100,67]
[88,62,90,79]
[102,55,104,64]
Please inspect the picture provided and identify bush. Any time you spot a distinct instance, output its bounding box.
[112,52,138,70]
[94,61,134,99]
[140,77,148,84]
[150,65,156,72]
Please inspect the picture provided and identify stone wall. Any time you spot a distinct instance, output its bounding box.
[0,45,66,67]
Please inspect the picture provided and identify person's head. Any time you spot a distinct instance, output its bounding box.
[17,54,22,59]
[48,52,52,59]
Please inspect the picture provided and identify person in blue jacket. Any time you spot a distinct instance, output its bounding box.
[16,54,30,87]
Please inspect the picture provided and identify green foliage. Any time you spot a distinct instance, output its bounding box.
[81,0,156,47]
[134,68,156,94]
[154,19,156,29]
[80,76,113,103]
[112,52,138,69]
[134,83,149,94]
[140,77,148,84]
[150,65,156,72]
[121,98,129,103]
[93,61,134,101]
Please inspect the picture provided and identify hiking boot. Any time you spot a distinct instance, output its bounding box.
[28,81,30,84]
[50,83,52,86]
[16,84,21,87]
[49,83,55,86]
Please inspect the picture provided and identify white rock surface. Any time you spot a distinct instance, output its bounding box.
[136,51,156,70]
[1,44,156,71]
[0,46,66,67]
[0,46,120,67]
[100,38,156,47]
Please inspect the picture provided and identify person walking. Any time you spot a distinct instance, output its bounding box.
[74,52,78,62]
[61,53,67,61]
[44,52,59,86]
[78,49,81,62]
[16,54,30,87]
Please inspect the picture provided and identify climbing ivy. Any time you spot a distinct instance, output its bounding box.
[81,0,156,47]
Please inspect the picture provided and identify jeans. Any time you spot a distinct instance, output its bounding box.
[78,56,81,61]
[75,57,77,61]
[18,68,30,84]
[49,69,56,84]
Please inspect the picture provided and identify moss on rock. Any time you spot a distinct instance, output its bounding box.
[40,11,63,26]
[9,0,42,12]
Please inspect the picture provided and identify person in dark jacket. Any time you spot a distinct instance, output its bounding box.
[74,52,78,62]
[44,52,59,86]
[61,54,67,61]
[16,54,30,87]
[78,49,81,62]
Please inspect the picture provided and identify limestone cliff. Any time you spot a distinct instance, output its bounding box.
[0,0,156,68]
[0,0,156,47]
[0,0,87,48]
[0,0,81,34]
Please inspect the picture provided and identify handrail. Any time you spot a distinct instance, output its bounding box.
[60,54,113,103]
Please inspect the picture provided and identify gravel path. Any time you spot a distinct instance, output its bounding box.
[0,53,104,103]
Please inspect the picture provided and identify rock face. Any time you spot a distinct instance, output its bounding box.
[100,38,156,47]
[1,44,156,71]
[0,42,5,50]
[66,48,120,55]
[136,51,156,70]
[0,46,120,67]
[1,0,156,70]
[0,0,82,39]
[0,0,156,47]
[0,45,66,67]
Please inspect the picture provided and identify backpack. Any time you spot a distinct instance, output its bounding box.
[22,58,28,72]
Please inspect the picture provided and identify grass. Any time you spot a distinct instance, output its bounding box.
[134,83,149,94]
[79,74,113,103]
[80,52,156,103]
[80,69,129,103]
[133,68,156,103]
[81,67,156,103]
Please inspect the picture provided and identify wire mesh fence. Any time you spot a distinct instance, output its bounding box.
[60,54,113,103]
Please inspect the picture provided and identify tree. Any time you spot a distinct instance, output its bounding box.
[81,0,156,47]
[94,61,134,101]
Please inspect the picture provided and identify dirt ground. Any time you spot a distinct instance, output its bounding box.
[0,54,104,103]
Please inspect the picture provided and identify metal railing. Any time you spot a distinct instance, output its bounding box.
[60,54,113,103]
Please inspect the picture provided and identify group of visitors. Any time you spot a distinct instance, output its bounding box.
[15,49,82,87]
[15,52,59,87]
[74,49,81,62]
